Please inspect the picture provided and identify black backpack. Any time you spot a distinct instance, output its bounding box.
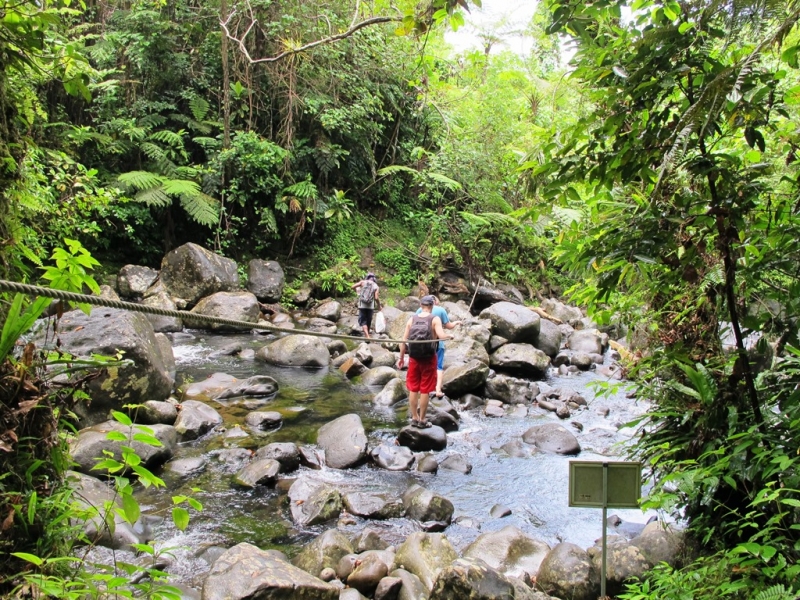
[358,281,376,305]
[407,314,437,358]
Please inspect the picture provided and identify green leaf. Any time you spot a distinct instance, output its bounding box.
[132,433,162,447]
[11,552,44,566]
[122,493,140,525]
[172,506,190,531]
[106,431,128,442]
[27,491,37,524]
[678,21,694,34]
[112,410,132,427]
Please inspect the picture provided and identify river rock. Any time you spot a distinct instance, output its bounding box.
[254,442,301,472]
[552,352,570,367]
[161,243,238,306]
[292,529,354,578]
[443,336,490,368]
[374,378,407,406]
[567,330,605,355]
[142,285,183,332]
[67,471,143,550]
[396,296,421,312]
[174,400,223,441]
[429,557,516,600]
[387,311,415,346]
[339,356,367,378]
[339,588,368,600]
[203,542,336,600]
[117,265,159,298]
[440,454,472,474]
[182,373,238,401]
[463,526,550,581]
[257,334,330,368]
[233,458,281,487]
[521,424,581,455]
[246,259,285,303]
[306,317,337,334]
[390,569,428,600]
[479,302,540,343]
[374,576,403,600]
[366,343,397,368]
[630,522,684,567]
[417,454,439,473]
[348,554,390,596]
[392,532,458,591]
[570,352,593,370]
[490,343,550,378]
[313,300,342,322]
[33,307,173,426]
[130,400,177,425]
[484,403,505,417]
[458,394,485,409]
[215,375,279,400]
[536,542,598,600]
[484,373,532,404]
[70,420,177,475]
[361,366,398,387]
[587,538,650,595]
[317,414,368,469]
[165,456,207,476]
[535,319,563,358]
[289,477,343,526]
[189,291,260,331]
[371,444,415,471]
[352,528,390,553]
[428,409,459,432]
[541,299,583,326]
[343,492,405,520]
[244,410,282,431]
[441,360,489,397]
[403,484,454,524]
[397,424,447,451]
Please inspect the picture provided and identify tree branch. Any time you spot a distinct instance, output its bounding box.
[220,9,399,65]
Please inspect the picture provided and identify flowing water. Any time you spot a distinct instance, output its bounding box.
[126,330,653,589]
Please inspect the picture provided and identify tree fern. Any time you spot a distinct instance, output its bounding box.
[426,172,462,191]
[753,584,794,600]
[135,186,171,207]
[161,179,201,197]
[377,165,417,177]
[150,129,186,149]
[118,170,163,190]
[179,192,219,227]
[189,96,210,122]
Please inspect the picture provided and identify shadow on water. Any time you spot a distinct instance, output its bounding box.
[132,330,654,586]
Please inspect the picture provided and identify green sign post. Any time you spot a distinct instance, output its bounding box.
[569,461,642,598]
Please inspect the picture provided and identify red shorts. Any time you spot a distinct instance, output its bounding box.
[406,354,438,394]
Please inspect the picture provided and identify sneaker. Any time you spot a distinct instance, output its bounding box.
[411,419,421,428]
[419,420,432,429]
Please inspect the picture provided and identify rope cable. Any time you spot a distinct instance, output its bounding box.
[0,279,433,346]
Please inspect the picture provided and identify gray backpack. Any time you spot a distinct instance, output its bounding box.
[407,314,436,358]
[358,281,376,305]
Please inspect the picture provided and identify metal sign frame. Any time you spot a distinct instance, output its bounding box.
[569,460,642,598]
[569,461,642,509]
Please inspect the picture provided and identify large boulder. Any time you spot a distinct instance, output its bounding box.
[536,543,598,600]
[203,542,337,600]
[462,526,550,581]
[361,366,399,387]
[442,337,490,369]
[534,319,563,358]
[371,444,415,471]
[288,477,343,526]
[317,414,368,469]
[257,334,330,368]
[292,529,354,578]
[479,302,540,343]
[161,243,238,306]
[33,308,173,426]
[254,442,301,472]
[587,539,650,596]
[429,557,516,600]
[174,400,223,441]
[374,378,407,407]
[521,424,581,455]
[490,344,550,378]
[70,420,177,474]
[313,299,342,322]
[390,569,429,600]
[567,330,605,355]
[247,259,286,303]
[117,265,159,298]
[343,492,405,520]
[189,291,260,331]
[142,281,183,332]
[441,360,489,397]
[397,425,447,451]
[233,458,281,487]
[392,533,458,591]
[541,299,583,326]
[630,522,684,567]
[403,484,454,525]
[483,373,535,404]
[215,375,279,400]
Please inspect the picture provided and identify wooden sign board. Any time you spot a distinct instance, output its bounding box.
[569,461,642,508]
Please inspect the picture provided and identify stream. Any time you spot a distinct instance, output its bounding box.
[121,330,653,590]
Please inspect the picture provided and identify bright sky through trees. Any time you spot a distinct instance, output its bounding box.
[444,0,538,55]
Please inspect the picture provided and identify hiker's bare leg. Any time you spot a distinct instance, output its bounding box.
[418,393,430,423]
[362,324,370,339]
[436,370,444,397]
[409,391,419,421]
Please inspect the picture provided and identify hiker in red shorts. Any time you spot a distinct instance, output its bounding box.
[397,295,451,428]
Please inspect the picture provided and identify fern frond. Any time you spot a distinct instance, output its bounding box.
[174,166,199,179]
[180,192,219,227]
[752,584,793,600]
[118,170,164,191]
[150,129,186,149]
[192,136,220,150]
[377,165,418,177]
[138,114,166,129]
[162,179,201,197]
[140,142,167,164]
[282,179,318,200]
[16,242,43,266]
[426,172,462,191]
[189,96,210,122]
[135,186,171,207]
